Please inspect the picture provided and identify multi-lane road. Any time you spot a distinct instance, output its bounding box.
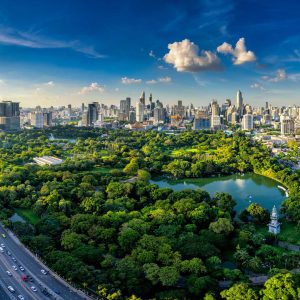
[0,223,92,300]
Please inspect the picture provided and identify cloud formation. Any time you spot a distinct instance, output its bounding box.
[250,83,265,90]
[121,77,142,84]
[0,27,105,58]
[146,76,172,84]
[45,81,54,86]
[164,39,222,72]
[159,76,172,83]
[261,69,287,82]
[217,37,256,65]
[79,82,104,94]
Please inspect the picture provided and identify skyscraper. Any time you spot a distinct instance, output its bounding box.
[140,91,145,105]
[0,101,20,131]
[136,100,144,123]
[236,90,243,118]
[242,114,254,131]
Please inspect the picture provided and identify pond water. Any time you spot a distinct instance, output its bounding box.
[151,173,286,213]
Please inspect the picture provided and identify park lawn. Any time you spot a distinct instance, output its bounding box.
[171,148,201,157]
[15,208,40,225]
[255,221,300,246]
[277,221,300,246]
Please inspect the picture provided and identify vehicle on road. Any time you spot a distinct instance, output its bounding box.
[7,251,11,256]
[21,275,28,282]
[7,286,15,293]
[41,269,48,275]
[2,233,6,238]
[12,265,18,271]
[6,270,12,276]
[1,243,5,247]
[12,257,16,262]
[18,295,25,300]
[19,266,25,271]
[0,247,4,253]
[31,286,37,292]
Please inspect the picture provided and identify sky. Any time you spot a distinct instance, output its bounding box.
[0,0,300,107]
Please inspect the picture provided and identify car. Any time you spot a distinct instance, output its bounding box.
[41,269,48,275]
[7,251,11,256]
[0,247,4,253]
[21,275,28,282]
[31,286,37,292]
[12,257,16,262]
[19,266,25,271]
[12,265,18,271]
[7,286,15,293]
[18,295,25,300]
[1,243,5,247]
[2,233,6,238]
[6,270,12,276]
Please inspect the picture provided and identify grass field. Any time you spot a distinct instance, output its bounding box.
[277,221,300,246]
[256,221,300,246]
[15,208,40,225]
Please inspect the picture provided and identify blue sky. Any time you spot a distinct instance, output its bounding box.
[0,0,299,107]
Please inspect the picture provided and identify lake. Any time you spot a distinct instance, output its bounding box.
[151,173,286,213]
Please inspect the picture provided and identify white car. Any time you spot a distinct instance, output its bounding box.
[7,286,15,293]
[31,286,37,292]
[19,266,25,271]
[12,257,16,262]
[41,269,48,275]
[6,270,12,276]
[0,247,4,253]
[18,295,25,300]
[12,265,18,271]
[1,243,5,247]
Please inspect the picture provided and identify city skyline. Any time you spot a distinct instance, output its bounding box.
[0,0,300,106]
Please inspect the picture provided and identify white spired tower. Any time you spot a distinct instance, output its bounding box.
[268,206,281,234]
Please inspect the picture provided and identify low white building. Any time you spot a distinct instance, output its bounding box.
[33,156,63,166]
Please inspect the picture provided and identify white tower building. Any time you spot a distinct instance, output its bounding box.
[268,206,280,235]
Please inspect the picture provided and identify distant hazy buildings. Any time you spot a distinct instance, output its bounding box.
[0,101,20,131]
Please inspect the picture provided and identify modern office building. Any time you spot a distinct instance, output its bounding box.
[43,112,53,127]
[193,117,211,130]
[0,101,20,131]
[136,100,144,122]
[30,112,44,128]
[242,114,254,130]
[236,90,243,118]
[281,117,295,135]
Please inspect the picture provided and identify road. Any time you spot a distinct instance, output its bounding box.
[0,223,92,300]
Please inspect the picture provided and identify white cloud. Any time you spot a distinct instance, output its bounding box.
[146,77,172,84]
[217,37,256,65]
[164,39,222,72]
[0,79,5,84]
[121,77,142,85]
[159,76,172,83]
[250,83,265,90]
[45,81,54,86]
[146,79,157,84]
[149,50,156,58]
[79,82,105,94]
[158,65,167,70]
[261,69,287,82]
[0,27,105,58]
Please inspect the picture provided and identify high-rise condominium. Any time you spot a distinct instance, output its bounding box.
[0,101,20,131]
[236,90,243,117]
